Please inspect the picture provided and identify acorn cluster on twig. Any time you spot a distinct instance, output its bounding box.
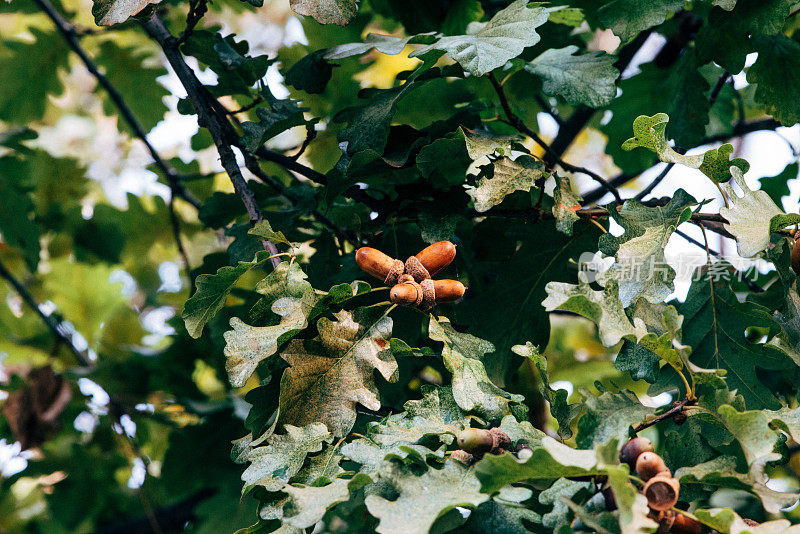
[355,241,466,310]
[618,437,701,533]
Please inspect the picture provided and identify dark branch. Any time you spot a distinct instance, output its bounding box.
[633,398,694,433]
[633,163,675,201]
[0,260,92,368]
[582,118,783,204]
[487,73,623,203]
[32,0,201,211]
[176,0,208,46]
[141,14,282,268]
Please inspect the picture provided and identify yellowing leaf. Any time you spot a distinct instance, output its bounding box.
[277,308,397,436]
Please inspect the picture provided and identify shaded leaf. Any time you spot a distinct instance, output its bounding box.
[680,277,791,409]
[512,343,578,439]
[364,460,488,534]
[409,0,551,76]
[429,316,522,419]
[525,46,618,108]
[747,35,800,126]
[596,0,683,42]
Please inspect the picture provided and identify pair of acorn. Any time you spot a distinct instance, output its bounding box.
[355,241,467,309]
[619,437,701,534]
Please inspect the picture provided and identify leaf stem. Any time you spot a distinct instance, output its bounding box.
[633,397,694,434]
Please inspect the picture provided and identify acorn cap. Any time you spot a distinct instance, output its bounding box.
[644,474,680,511]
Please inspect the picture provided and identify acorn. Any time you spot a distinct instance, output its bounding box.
[415,241,456,276]
[457,428,494,455]
[355,247,404,283]
[620,437,654,469]
[644,474,680,511]
[636,452,670,481]
[670,513,701,534]
[390,283,422,306]
[433,279,467,303]
[792,232,800,275]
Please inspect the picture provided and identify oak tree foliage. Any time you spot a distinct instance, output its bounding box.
[3,0,800,532]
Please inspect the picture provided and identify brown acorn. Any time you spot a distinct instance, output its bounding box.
[390,283,422,306]
[792,232,800,275]
[355,247,403,282]
[457,428,494,455]
[636,452,670,481]
[415,241,456,276]
[620,437,654,469]
[433,279,467,303]
[644,474,680,511]
[670,513,702,534]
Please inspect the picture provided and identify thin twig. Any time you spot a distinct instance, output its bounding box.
[227,95,264,115]
[0,259,92,368]
[676,227,764,293]
[633,163,675,201]
[167,190,193,288]
[32,0,201,211]
[487,73,623,203]
[708,71,730,106]
[290,127,317,161]
[176,0,208,46]
[634,398,694,433]
[241,152,349,243]
[533,94,563,127]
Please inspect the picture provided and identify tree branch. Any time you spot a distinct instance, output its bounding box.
[582,118,783,204]
[32,0,201,211]
[0,259,92,368]
[140,14,282,268]
[633,163,675,201]
[241,152,350,244]
[487,73,623,203]
[633,398,693,433]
